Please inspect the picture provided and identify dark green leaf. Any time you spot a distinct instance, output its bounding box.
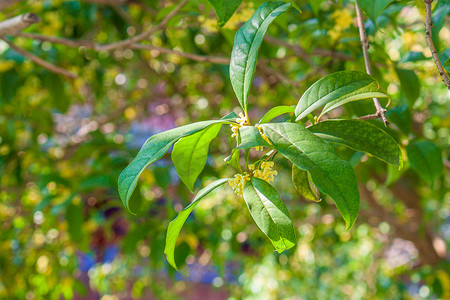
[262,123,360,229]
[236,126,271,150]
[118,114,236,213]
[406,140,443,184]
[395,67,420,105]
[356,0,394,25]
[172,124,222,192]
[164,178,230,270]
[309,119,402,166]
[292,165,320,202]
[259,105,295,124]
[308,0,326,14]
[386,105,412,135]
[230,1,292,112]
[243,177,296,252]
[208,0,242,27]
[66,200,83,243]
[295,71,388,120]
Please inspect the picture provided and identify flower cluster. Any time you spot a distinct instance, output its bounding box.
[251,161,277,184]
[255,124,271,151]
[328,9,353,40]
[229,161,278,197]
[228,173,251,197]
[230,112,249,141]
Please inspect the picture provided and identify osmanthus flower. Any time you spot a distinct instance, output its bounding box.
[230,112,250,141]
[229,161,278,197]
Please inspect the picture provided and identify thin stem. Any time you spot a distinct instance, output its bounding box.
[355,3,389,126]
[423,0,450,89]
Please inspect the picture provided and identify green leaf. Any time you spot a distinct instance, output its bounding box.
[356,0,394,25]
[406,140,443,184]
[261,123,360,229]
[225,150,242,172]
[230,1,292,112]
[66,200,83,243]
[208,0,242,27]
[118,114,237,213]
[292,165,320,202]
[395,67,421,105]
[236,126,271,150]
[164,178,230,270]
[259,105,295,124]
[295,71,388,121]
[172,124,222,192]
[243,177,296,252]
[309,119,402,166]
[385,105,412,135]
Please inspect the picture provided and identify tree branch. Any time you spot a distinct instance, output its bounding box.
[0,13,40,36]
[93,0,188,52]
[1,38,77,79]
[355,3,389,127]
[423,0,450,89]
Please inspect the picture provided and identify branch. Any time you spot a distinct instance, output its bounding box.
[0,13,40,36]
[423,0,450,89]
[265,36,353,62]
[1,38,77,79]
[130,44,229,64]
[355,3,389,127]
[93,0,189,51]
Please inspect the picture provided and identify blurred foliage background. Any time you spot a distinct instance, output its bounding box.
[0,0,449,299]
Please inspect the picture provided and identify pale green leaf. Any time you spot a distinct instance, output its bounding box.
[294,71,388,121]
[230,1,292,112]
[406,140,443,184]
[118,113,237,213]
[292,165,320,202]
[309,120,402,166]
[208,0,242,27]
[243,177,296,252]
[259,105,295,124]
[356,0,394,25]
[262,123,360,229]
[172,124,222,192]
[164,178,230,271]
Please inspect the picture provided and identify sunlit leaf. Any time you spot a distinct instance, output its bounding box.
[243,177,296,252]
[172,124,222,192]
[262,123,360,229]
[295,71,388,120]
[309,119,402,166]
[236,126,271,150]
[118,113,237,213]
[259,105,295,124]
[230,1,292,112]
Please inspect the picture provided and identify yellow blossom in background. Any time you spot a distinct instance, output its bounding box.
[328,9,353,41]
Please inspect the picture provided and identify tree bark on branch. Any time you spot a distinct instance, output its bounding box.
[355,3,389,127]
[0,13,40,36]
[423,0,450,89]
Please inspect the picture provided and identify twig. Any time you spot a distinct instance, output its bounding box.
[355,3,389,127]
[94,0,189,51]
[423,0,450,89]
[0,13,40,36]
[130,44,229,64]
[1,38,77,79]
